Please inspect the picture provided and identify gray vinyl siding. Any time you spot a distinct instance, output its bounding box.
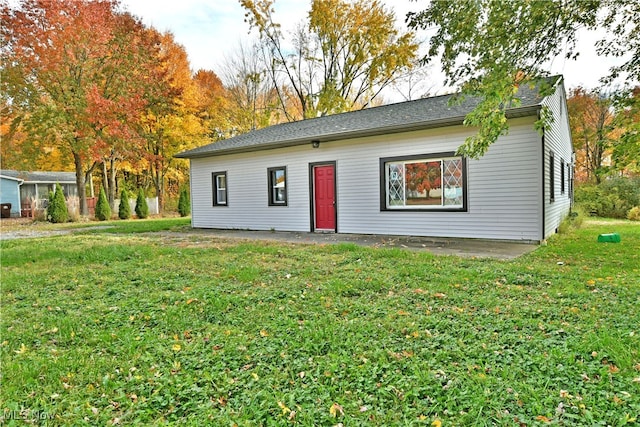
[189,116,543,241]
[542,81,573,239]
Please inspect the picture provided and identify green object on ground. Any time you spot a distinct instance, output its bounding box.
[598,233,621,243]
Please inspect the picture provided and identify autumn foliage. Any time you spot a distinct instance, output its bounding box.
[1,0,226,215]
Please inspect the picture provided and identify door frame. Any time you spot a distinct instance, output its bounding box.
[309,161,337,232]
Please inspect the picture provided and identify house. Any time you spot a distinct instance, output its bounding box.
[176,76,573,243]
[0,173,23,217]
[0,170,77,217]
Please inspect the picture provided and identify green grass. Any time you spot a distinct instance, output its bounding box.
[1,219,638,425]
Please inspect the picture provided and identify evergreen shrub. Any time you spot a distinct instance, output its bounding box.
[47,183,68,223]
[95,186,111,221]
[135,189,149,219]
[118,188,131,220]
[178,187,190,217]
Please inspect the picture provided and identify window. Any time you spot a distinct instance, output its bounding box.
[560,159,565,194]
[549,152,555,203]
[268,167,287,206]
[381,153,466,211]
[568,163,572,198]
[212,171,227,206]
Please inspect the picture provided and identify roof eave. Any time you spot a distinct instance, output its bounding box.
[175,105,541,159]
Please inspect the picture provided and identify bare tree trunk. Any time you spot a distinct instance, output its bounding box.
[73,151,88,216]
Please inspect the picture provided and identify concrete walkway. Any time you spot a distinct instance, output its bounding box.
[177,228,538,260]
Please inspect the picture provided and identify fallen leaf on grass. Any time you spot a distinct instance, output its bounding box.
[329,403,344,417]
[535,415,551,422]
[434,293,447,299]
[278,401,291,414]
[260,329,269,337]
[432,420,442,427]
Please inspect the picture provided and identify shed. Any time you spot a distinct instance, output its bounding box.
[176,76,573,243]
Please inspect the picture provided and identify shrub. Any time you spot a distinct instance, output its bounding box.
[47,183,68,223]
[135,189,149,219]
[558,210,583,234]
[574,177,640,219]
[628,206,640,221]
[118,188,131,220]
[95,186,111,221]
[178,187,190,217]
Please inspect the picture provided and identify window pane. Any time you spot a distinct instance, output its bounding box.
[269,168,286,204]
[384,155,465,210]
[404,161,442,206]
[387,163,404,206]
[213,172,227,206]
[443,158,463,206]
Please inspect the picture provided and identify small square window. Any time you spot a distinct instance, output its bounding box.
[268,167,287,206]
[212,171,227,206]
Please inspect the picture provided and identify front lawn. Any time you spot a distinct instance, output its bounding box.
[1,219,638,425]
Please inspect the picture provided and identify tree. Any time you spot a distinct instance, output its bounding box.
[407,0,640,159]
[241,0,418,120]
[1,0,165,215]
[118,188,131,220]
[611,87,640,176]
[218,42,279,133]
[135,189,149,219]
[47,184,68,223]
[95,186,111,221]
[567,87,617,183]
[137,32,209,212]
[177,187,190,217]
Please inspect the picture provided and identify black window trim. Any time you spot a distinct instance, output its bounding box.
[212,171,228,207]
[549,151,555,203]
[267,166,288,206]
[379,151,468,212]
[560,158,565,195]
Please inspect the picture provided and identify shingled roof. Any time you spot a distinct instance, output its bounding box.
[0,170,76,183]
[176,77,560,159]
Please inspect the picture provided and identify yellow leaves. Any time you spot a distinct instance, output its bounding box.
[329,402,344,418]
[432,420,442,427]
[171,343,181,352]
[14,343,28,354]
[278,401,291,415]
[535,415,551,422]
[259,329,269,337]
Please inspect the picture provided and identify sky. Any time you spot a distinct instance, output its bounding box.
[120,0,622,98]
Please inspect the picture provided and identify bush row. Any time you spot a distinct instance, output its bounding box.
[43,185,189,223]
[574,177,640,220]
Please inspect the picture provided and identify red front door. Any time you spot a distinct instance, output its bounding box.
[313,164,336,231]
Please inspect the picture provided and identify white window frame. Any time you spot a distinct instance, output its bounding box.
[267,166,287,206]
[212,171,227,206]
